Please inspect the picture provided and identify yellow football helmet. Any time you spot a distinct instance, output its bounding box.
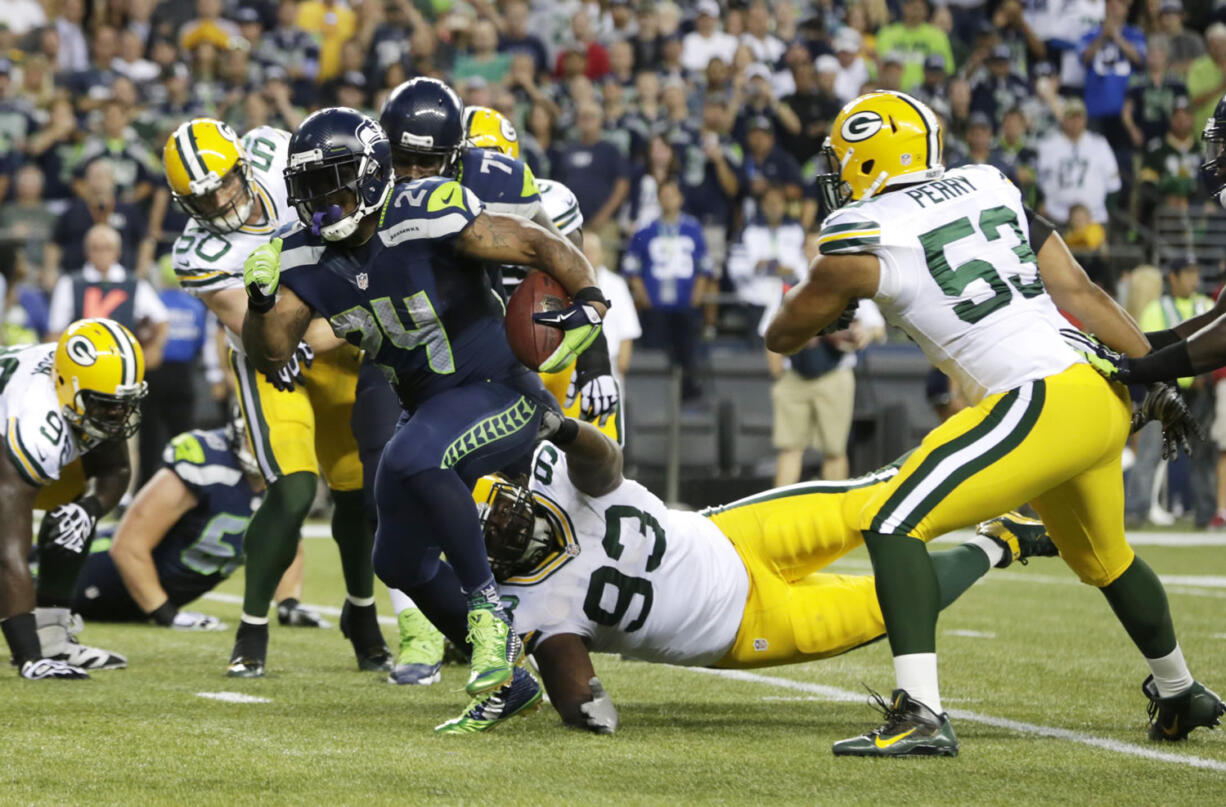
[464,106,519,158]
[816,91,944,211]
[163,118,255,234]
[54,319,148,442]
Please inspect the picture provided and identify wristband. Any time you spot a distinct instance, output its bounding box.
[1122,341,1194,386]
[76,495,104,520]
[573,286,610,308]
[1144,329,1181,351]
[148,600,178,627]
[552,417,581,446]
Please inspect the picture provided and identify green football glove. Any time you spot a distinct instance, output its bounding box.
[533,300,604,374]
[244,237,283,313]
[1060,328,1126,382]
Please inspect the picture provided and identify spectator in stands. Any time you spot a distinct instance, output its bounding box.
[554,102,631,265]
[0,165,55,272]
[1123,41,1188,150]
[730,185,805,317]
[995,106,1038,184]
[949,112,1008,172]
[682,0,738,74]
[114,28,160,85]
[911,53,952,120]
[970,44,1031,127]
[499,0,549,76]
[296,0,356,82]
[1189,23,1226,136]
[454,19,512,86]
[26,96,84,205]
[47,159,150,280]
[1036,98,1121,225]
[558,10,611,81]
[732,63,801,146]
[179,0,239,51]
[1139,96,1202,223]
[583,230,641,390]
[989,0,1044,73]
[631,134,678,231]
[875,0,954,92]
[683,93,743,269]
[875,50,906,92]
[1079,0,1145,165]
[55,0,90,74]
[739,1,785,66]
[77,98,159,207]
[1157,0,1204,77]
[780,58,840,164]
[623,177,712,402]
[742,115,804,221]
[1127,257,1216,529]
[258,0,320,107]
[46,223,167,367]
[70,24,121,104]
[832,28,870,104]
[1063,203,1106,252]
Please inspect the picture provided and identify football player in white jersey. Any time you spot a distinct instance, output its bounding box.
[476,419,1057,734]
[765,91,1222,755]
[164,119,388,678]
[0,319,146,679]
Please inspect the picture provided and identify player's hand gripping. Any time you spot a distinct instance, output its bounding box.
[533,288,607,374]
[1133,382,1206,460]
[244,237,283,313]
[264,341,315,392]
[1060,328,1130,383]
[565,330,618,423]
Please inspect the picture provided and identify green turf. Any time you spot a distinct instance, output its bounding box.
[5,540,1225,806]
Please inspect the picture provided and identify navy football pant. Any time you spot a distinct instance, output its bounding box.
[71,550,224,622]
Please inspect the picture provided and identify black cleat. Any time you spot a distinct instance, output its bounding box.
[227,621,268,678]
[832,689,959,757]
[277,598,331,628]
[339,600,393,673]
[1142,675,1226,741]
[976,512,1059,568]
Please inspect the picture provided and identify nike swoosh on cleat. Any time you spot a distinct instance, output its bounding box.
[874,727,918,749]
[1163,716,1180,737]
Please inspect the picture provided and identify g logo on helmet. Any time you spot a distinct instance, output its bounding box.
[499,117,518,144]
[841,111,884,143]
[66,335,97,367]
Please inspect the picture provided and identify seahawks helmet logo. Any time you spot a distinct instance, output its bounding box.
[841,111,884,142]
[66,335,98,366]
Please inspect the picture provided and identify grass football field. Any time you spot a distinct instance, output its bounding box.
[5,531,1225,806]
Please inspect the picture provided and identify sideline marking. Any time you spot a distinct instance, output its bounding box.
[196,691,271,704]
[945,629,996,638]
[689,668,1226,772]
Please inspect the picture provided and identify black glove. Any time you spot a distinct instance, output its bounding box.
[39,496,102,556]
[1133,383,1206,460]
[264,341,315,392]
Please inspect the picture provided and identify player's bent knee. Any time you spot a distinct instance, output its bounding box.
[372,534,438,591]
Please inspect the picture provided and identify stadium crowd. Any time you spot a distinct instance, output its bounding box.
[0,0,1223,527]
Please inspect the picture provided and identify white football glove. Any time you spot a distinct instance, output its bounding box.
[578,676,618,734]
[265,341,315,392]
[43,502,98,555]
[171,611,227,631]
[566,373,619,424]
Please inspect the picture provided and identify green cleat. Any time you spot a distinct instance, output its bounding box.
[435,667,542,734]
[976,512,1059,568]
[832,689,959,757]
[388,608,445,685]
[1142,676,1226,741]
[464,607,522,697]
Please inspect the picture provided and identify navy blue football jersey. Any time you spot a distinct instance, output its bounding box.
[155,429,257,578]
[278,176,528,410]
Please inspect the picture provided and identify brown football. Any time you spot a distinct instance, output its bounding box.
[505,271,568,371]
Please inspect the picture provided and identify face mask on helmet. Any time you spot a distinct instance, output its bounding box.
[389,138,459,181]
[66,388,146,442]
[478,481,563,581]
[286,154,385,242]
[814,138,853,214]
[177,165,256,235]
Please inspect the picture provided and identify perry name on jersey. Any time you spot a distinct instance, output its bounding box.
[0,344,81,486]
[158,429,257,578]
[819,164,1081,404]
[171,126,294,297]
[499,443,749,666]
[278,176,525,410]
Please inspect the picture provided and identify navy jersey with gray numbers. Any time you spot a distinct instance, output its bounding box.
[156,429,257,579]
[278,177,528,410]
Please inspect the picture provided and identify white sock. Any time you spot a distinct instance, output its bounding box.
[388,588,416,615]
[346,594,376,607]
[1147,643,1194,697]
[240,613,268,626]
[894,653,943,715]
[966,534,1006,568]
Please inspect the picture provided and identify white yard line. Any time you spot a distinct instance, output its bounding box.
[688,668,1226,772]
[195,691,271,704]
[200,591,399,627]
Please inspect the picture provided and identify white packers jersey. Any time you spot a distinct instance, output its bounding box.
[1035,130,1121,224]
[538,179,582,237]
[171,126,294,302]
[501,443,749,666]
[0,344,81,486]
[819,164,1082,404]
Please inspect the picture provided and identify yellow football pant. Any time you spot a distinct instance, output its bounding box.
[229,345,364,490]
[541,364,623,445]
[705,472,893,668]
[858,363,1134,587]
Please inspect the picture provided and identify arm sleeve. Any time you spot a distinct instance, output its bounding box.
[1144,329,1182,350]
[1023,205,1057,254]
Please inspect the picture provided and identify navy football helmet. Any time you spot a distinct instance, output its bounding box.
[1205,94,1226,207]
[379,77,465,179]
[284,107,392,241]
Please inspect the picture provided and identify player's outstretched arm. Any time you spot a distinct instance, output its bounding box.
[455,212,605,314]
[549,419,623,497]
[1036,231,1150,358]
[533,633,617,734]
[80,437,132,517]
[110,468,198,618]
[0,454,40,620]
[764,253,879,354]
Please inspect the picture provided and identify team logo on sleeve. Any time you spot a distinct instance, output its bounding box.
[65,335,98,366]
[841,111,884,142]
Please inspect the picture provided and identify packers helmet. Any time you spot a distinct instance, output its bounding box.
[464,106,519,159]
[473,475,563,581]
[54,319,147,442]
[163,118,256,234]
[815,91,944,212]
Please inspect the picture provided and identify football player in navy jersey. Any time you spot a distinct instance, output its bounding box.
[241,107,607,730]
